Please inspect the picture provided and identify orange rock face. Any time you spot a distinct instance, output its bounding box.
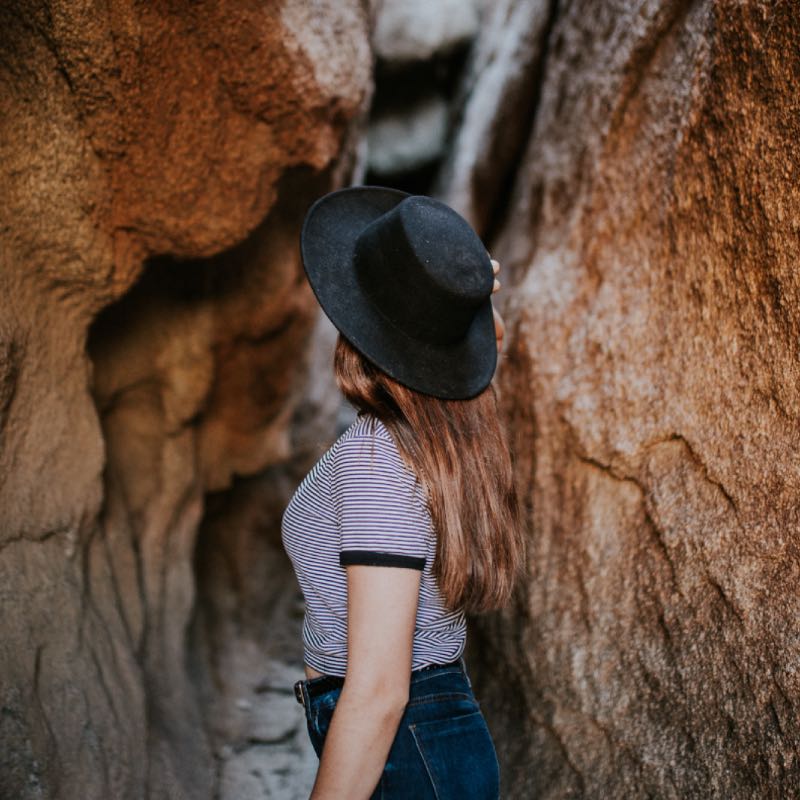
[456,2,800,797]
[0,2,370,797]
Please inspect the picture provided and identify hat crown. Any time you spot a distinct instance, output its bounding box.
[353,196,493,346]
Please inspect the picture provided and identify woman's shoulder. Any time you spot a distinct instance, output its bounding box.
[331,412,429,520]
[332,412,409,474]
[336,411,392,446]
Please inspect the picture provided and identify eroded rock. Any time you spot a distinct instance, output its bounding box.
[0,2,370,798]
[4,0,799,797]
[456,2,800,797]
[373,0,484,64]
[367,94,449,175]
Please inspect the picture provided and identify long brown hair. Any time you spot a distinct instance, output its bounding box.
[333,333,525,613]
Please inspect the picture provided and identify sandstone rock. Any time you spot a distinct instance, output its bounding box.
[367,94,450,175]
[190,486,320,799]
[0,2,371,798]
[453,1,800,797]
[434,0,552,234]
[372,0,483,64]
[5,0,799,797]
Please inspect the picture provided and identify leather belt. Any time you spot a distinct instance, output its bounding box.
[293,659,463,708]
[294,674,343,707]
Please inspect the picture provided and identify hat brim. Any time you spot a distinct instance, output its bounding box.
[300,185,497,400]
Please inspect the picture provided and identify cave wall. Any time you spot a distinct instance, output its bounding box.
[0,2,371,798]
[447,1,800,797]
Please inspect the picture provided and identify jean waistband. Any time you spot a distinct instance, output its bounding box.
[293,657,465,707]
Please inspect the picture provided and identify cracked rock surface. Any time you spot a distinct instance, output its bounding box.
[449,2,800,797]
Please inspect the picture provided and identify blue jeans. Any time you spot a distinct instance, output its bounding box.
[297,659,500,799]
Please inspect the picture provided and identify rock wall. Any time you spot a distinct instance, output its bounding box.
[447,1,800,797]
[0,2,370,798]
[365,0,486,191]
[3,0,799,798]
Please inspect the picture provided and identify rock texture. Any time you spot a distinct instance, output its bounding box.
[365,0,486,189]
[435,0,553,237]
[0,2,370,798]
[448,1,800,797]
[372,0,484,64]
[367,93,450,176]
[4,0,799,798]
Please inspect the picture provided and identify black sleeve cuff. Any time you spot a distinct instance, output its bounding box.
[340,550,426,570]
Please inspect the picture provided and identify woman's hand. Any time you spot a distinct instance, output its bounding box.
[490,258,505,353]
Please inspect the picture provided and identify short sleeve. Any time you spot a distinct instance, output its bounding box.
[332,427,430,570]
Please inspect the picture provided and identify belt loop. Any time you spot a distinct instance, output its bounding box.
[459,655,473,688]
[294,679,307,707]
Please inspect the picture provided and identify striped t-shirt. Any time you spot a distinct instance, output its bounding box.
[281,411,466,676]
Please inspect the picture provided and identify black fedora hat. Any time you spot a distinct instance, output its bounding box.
[300,185,497,400]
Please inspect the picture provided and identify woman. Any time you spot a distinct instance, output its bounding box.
[281,186,525,799]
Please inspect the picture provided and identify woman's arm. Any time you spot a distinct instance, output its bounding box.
[309,563,421,799]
